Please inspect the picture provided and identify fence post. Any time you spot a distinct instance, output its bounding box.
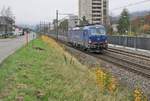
[119,36,121,46]
[126,36,128,47]
[135,35,137,50]
[123,36,126,48]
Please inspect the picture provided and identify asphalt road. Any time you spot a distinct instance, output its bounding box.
[0,33,36,64]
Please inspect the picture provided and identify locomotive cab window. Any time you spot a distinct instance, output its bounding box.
[90,28,106,35]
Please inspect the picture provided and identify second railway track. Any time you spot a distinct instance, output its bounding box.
[108,47,150,61]
[49,35,150,79]
[94,51,150,78]
[82,47,150,78]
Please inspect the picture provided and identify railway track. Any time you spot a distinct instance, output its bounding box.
[105,49,150,69]
[48,35,150,79]
[82,47,150,79]
[98,48,150,78]
[108,47,150,61]
[75,46,150,78]
[94,52,150,78]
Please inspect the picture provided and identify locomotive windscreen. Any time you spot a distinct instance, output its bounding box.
[90,27,106,35]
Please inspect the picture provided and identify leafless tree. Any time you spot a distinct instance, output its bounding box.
[1,6,14,19]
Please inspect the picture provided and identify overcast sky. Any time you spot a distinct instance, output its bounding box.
[0,0,150,25]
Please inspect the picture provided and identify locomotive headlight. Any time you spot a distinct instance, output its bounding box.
[89,40,92,44]
[105,40,108,43]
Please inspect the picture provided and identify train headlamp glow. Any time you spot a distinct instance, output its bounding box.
[89,40,92,44]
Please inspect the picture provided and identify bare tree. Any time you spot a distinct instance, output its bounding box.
[1,6,14,19]
[1,6,6,16]
[5,7,13,18]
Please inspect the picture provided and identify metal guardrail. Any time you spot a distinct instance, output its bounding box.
[108,35,150,50]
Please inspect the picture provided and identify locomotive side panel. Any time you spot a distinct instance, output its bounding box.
[68,25,108,52]
[68,30,84,46]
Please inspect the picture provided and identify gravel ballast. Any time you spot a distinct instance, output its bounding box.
[64,45,150,100]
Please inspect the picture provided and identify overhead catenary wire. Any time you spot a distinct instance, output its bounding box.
[111,0,150,11]
[57,0,150,22]
[39,0,150,29]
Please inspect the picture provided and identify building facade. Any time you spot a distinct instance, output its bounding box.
[68,15,78,30]
[79,0,108,25]
[0,16,15,35]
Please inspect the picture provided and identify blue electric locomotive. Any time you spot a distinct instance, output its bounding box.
[68,25,108,52]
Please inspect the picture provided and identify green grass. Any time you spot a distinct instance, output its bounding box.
[0,38,133,101]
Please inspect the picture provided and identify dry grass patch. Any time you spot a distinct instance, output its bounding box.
[0,36,134,101]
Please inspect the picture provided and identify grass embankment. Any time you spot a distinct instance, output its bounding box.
[0,36,135,101]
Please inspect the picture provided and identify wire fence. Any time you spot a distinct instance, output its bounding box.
[108,35,150,50]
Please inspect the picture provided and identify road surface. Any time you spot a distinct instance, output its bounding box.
[0,33,36,64]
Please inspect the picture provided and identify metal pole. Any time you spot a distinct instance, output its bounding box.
[49,23,50,34]
[130,22,131,35]
[135,34,137,50]
[56,10,59,40]
[44,21,46,34]
[40,22,41,33]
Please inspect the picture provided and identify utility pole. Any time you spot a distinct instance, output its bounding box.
[40,21,41,33]
[129,22,132,35]
[56,10,59,40]
[44,21,46,34]
[49,22,51,34]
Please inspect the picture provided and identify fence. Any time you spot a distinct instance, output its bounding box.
[108,35,150,50]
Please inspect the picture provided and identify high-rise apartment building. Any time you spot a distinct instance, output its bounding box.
[79,0,108,25]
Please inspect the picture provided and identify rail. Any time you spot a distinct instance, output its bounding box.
[48,34,150,79]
